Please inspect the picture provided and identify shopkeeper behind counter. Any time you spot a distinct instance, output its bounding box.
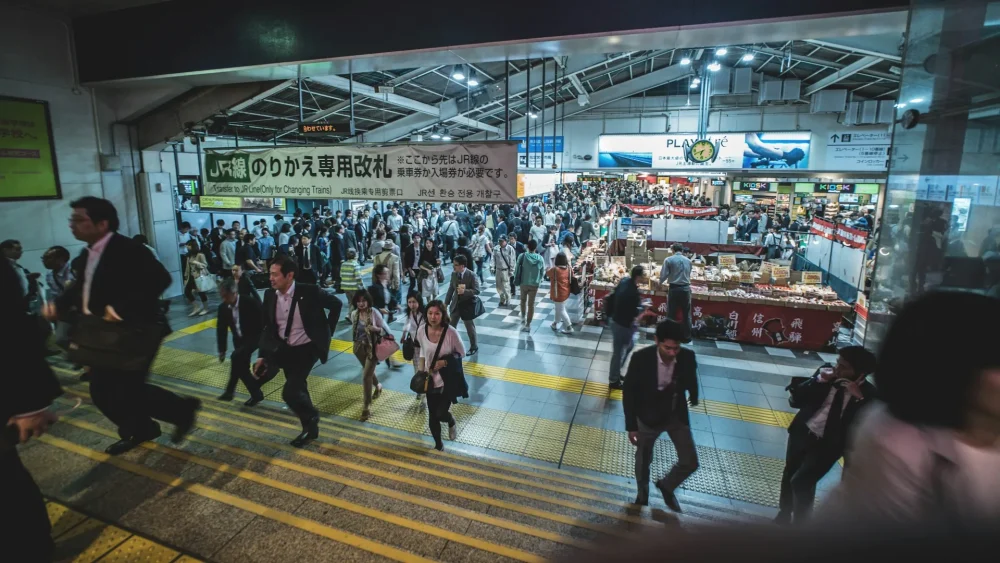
[659,244,693,332]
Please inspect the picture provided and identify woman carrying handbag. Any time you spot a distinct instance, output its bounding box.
[350,290,392,421]
[414,300,468,451]
[183,239,212,316]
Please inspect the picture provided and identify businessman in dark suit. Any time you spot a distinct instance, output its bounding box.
[328,225,346,291]
[623,319,699,512]
[49,197,199,455]
[354,219,369,263]
[2,257,62,560]
[255,255,343,446]
[216,277,265,405]
[776,346,876,525]
[294,234,323,285]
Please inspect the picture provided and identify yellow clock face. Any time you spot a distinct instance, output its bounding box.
[691,140,715,163]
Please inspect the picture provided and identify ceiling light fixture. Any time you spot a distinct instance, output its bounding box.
[692,77,701,85]
[895,103,907,109]
[708,62,722,72]
[441,129,452,141]
[680,56,692,65]
[451,66,465,81]
[715,47,728,56]
[529,111,538,119]
[430,132,442,140]
[467,70,479,87]
[689,82,698,89]
[742,52,755,62]
[909,97,924,103]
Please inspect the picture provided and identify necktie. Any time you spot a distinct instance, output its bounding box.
[823,385,847,440]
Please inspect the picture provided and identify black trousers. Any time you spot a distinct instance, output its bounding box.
[330,261,342,288]
[90,366,191,440]
[298,268,317,285]
[225,344,263,399]
[426,391,455,447]
[442,236,455,261]
[272,344,319,427]
[0,449,52,561]
[778,426,841,523]
[666,286,692,333]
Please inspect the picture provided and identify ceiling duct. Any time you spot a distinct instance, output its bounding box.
[810,89,848,113]
[732,68,752,95]
[759,79,800,104]
[711,67,732,96]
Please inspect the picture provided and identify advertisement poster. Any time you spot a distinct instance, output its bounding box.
[0,96,61,201]
[826,130,891,171]
[204,142,518,203]
[598,132,811,170]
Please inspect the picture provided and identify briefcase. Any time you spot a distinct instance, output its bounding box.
[67,315,166,372]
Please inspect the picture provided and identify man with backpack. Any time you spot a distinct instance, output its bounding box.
[513,239,546,332]
[606,265,648,391]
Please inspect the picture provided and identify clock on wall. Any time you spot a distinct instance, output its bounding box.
[689,139,717,163]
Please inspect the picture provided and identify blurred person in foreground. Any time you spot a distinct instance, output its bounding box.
[775,345,876,525]
[826,292,1000,521]
[623,319,699,512]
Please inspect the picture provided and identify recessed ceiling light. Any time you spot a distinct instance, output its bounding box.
[708,62,722,72]
[742,53,755,62]
[715,48,728,56]
[680,57,692,65]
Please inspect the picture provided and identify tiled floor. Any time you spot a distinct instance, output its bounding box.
[155,263,842,511]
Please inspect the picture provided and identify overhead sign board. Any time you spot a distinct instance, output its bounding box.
[736,181,776,192]
[0,96,61,201]
[598,132,811,170]
[298,122,352,136]
[203,142,519,203]
[817,183,856,193]
[826,130,891,171]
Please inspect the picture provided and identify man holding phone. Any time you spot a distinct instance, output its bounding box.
[776,346,877,525]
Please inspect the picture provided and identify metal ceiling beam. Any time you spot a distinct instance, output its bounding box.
[803,40,902,63]
[754,47,897,82]
[803,55,882,96]
[227,79,297,113]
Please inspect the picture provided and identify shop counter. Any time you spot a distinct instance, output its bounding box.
[592,286,842,351]
[610,239,765,257]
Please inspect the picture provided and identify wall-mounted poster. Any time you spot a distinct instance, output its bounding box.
[597,132,811,170]
[0,96,61,201]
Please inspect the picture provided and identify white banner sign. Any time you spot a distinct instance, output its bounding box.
[826,130,891,171]
[203,143,518,203]
[598,132,812,170]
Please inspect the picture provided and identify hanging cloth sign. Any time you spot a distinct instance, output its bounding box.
[623,204,718,217]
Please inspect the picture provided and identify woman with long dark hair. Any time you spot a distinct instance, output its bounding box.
[183,239,210,316]
[402,291,425,373]
[415,299,468,450]
[350,289,386,421]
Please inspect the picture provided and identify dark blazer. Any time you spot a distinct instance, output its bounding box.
[787,366,876,451]
[259,283,342,363]
[354,221,368,245]
[329,233,345,264]
[445,267,480,314]
[439,353,470,404]
[295,243,324,273]
[367,282,397,311]
[0,259,61,428]
[59,232,171,324]
[238,274,262,303]
[343,229,359,254]
[623,346,699,431]
[216,293,264,356]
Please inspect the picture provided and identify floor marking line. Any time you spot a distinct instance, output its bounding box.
[56,406,584,549]
[37,434,442,563]
[56,416,545,563]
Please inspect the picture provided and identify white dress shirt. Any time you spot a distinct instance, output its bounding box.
[231,295,242,338]
[806,383,853,438]
[83,232,114,315]
[656,351,676,391]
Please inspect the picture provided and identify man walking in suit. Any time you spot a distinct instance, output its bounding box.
[623,319,700,512]
[294,233,323,285]
[445,254,480,355]
[1,257,62,560]
[255,255,343,447]
[328,224,346,292]
[216,277,265,405]
[775,346,876,525]
[46,197,200,455]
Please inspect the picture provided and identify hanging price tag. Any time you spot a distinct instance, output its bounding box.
[802,271,823,284]
[718,255,737,267]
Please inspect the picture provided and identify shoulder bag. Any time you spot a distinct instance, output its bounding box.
[409,324,447,394]
[195,271,216,293]
[373,313,400,363]
[570,272,582,295]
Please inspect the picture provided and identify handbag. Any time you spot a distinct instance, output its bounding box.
[460,296,486,321]
[409,324,447,394]
[435,267,445,284]
[67,314,166,371]
[195,274,215,293]
[570,274,582,295]
[375,331,400,362]
[401,334,416,361]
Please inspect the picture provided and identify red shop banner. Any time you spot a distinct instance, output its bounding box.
[593,289,840,350]
[623,204,718,217]
[810,217,836,240]
[835,224,868,249]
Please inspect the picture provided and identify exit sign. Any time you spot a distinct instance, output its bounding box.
[298,122,352,136]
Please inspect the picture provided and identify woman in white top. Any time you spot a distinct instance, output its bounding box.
[182,239,210,316]
[470,224,492,284]
[350,289,386,422]
[416,299,466,451]
[826,292,1000,521]
[402,291,426,406]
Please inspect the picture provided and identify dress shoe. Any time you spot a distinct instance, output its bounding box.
[79,371,92,382]
[291,417,320,447]
[467,346,478,355]
[244,395,264,407]
[171,398,201,443]
[656,480,682,513]
[105,428,161,456]
[633,493,649,506]
[217,392,234,402]
[773,511,792,526]
[608,381,624,391]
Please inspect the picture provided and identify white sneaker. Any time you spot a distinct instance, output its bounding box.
[188,305,200,317]
[197,307,208,316]
[521,324,530,332]
[550,323,558,331]
[560,327,573,334]
[448,424,457,440]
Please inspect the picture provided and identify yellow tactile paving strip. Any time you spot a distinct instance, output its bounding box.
[80,345,784,506]
[165,321,794,429]
[47,500,197,563]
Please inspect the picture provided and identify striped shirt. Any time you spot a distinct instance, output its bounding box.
[340,260,363,291]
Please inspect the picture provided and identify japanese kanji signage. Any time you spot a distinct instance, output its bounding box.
[0,96,61,201]
[826,130,891,172]
[622,204,718,217]
[202,142,518,203]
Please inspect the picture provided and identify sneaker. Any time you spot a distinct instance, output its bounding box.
[560,327,573,334]
[448,424,457,441]
[521,324,530,332]
[187,306,200,317]
[197,308,208,316]
[550,323,558,332]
